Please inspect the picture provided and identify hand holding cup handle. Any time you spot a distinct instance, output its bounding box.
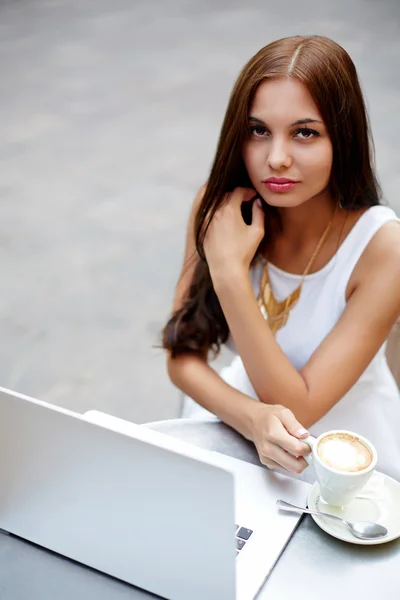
[300,435,316,466]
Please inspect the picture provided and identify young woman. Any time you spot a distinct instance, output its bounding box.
[162,35,400,481]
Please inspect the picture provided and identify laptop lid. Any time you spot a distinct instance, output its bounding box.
[0,387,236,600]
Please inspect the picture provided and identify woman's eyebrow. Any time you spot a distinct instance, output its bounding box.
[292,118,323,126]
[249,116,323,126]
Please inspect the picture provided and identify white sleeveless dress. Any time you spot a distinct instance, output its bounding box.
[182,206,400,481]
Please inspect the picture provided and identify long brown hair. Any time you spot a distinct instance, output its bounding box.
[162,35,381,358]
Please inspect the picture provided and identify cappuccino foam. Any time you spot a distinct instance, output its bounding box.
[317,433,373,473]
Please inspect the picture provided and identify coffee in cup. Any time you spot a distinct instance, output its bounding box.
[302,430,377,506]
[317,432,373,473]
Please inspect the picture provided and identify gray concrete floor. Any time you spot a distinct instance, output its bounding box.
[0,0,399,423]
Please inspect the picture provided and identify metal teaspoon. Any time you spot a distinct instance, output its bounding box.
[277,499,388,540]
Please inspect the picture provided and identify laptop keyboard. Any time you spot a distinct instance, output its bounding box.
[234,524,253,558]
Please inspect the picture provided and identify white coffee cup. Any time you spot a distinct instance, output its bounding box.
[302,430,378,506]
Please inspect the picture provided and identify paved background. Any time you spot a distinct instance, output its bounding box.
[0,0,399,423]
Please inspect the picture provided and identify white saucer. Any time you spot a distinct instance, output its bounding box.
[307,471,400,545]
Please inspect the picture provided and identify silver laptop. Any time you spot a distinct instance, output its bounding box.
[0,387,310,600]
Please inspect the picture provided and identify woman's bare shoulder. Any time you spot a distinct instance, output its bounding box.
[354,218,400,285]
[363,219,400,262]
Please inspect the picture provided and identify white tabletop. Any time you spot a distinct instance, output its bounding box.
[147,418,400,600]
[1,416,398,599]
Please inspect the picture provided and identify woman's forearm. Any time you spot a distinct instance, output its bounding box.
[167,352,311,474]
[212,270,310,414]
[167,353,259,440]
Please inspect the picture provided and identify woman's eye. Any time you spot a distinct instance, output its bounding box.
[295,128,320,140]
[249,125,269,137]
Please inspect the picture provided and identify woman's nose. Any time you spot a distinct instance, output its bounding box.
[267,139,293,170]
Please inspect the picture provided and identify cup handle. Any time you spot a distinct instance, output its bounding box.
[301,435,317,466]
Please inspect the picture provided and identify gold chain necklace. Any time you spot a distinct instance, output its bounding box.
[258,206,337,336]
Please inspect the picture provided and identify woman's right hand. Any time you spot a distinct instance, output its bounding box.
[250,403,311,474]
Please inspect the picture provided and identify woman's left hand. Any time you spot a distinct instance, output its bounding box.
[203,187,265,281]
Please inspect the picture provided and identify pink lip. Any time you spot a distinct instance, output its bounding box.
[263,177,299,192]
[264,177,299,184]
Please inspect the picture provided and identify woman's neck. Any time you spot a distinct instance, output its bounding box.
[275,193,340,251]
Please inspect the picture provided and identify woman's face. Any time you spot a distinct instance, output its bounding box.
[242,78,333,208]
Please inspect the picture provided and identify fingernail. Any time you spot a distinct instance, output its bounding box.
[256,198,262,207]
[296,427,309,437]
